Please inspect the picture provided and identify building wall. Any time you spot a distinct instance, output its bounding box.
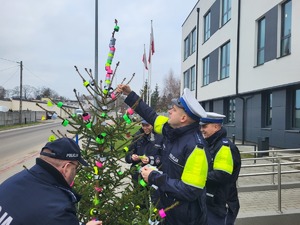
[239,0,300,94]
[0,99,73,118]
[220,88,300,149]
[182,0,300,148]
[0,111,45,126]
[193,0,239,100]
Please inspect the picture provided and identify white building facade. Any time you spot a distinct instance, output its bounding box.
[182,0,299,148]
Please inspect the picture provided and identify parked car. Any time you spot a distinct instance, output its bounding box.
[75,108,83,116]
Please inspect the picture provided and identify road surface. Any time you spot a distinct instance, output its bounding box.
[0,121,73,183]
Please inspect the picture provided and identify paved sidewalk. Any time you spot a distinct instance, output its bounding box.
[236,144,300,219]
[238,188,300,218]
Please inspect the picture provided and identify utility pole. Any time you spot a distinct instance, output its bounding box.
[94,0,98,104]
[19,61,23,124]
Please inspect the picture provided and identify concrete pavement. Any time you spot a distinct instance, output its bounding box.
[235,144,300,224]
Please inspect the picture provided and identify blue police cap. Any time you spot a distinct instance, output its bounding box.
[171,88,207,121]
[40,138,89,166]
[200,112,226,125]
[141,119,149,124]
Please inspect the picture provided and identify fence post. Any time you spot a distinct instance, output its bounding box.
[277,156,282,213]
[254,145,257,164]
[272,148,275,185]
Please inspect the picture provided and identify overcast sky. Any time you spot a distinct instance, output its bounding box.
[0,0,197,99]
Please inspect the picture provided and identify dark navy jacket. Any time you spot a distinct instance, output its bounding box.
[125,129,163,182]
[0,158,82,225]
[205,127,241,218]
[125,91,210,225]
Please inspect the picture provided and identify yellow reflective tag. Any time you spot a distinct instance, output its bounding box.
[181,146,208,189]
[213,145,233,174]
[154,115,169,134]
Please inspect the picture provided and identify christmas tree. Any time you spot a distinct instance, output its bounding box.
[37,20,166,225]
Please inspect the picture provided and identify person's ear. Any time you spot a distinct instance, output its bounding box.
[60,162,71,177]
[180,113,188,123]
[214,124,220,130]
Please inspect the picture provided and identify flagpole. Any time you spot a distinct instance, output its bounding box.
[143,44,145,102]
[148,57,152,107]
[148,20,154,107]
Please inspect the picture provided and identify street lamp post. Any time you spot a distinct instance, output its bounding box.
[94,0,98,86]
[19,61,23,124]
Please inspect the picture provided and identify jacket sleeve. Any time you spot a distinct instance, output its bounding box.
[208,144,237,184]
[148,145,208,202]
[124,91,158,126]
[45,204,80,225]
[208,169,232,184]
[125,136,139,163]
[149,134,164,167]
[125,151,133,163]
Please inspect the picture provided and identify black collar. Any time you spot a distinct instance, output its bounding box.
[167,122,199,142]
[205,127,227,146]
[36,158,71,188]
[35,158,81,202]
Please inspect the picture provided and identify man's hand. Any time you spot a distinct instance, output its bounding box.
[116,84,132,96]
[141,156,149,164]
[140,165,154,183]
[131,154,140,162]
[87,220,103,225]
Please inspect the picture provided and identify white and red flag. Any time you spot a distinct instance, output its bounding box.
[142,44,148,70]
[148,20,155,63]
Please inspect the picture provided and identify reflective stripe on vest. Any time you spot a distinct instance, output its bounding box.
[153,115,169,134]
[213,145,233,174]
[181,146,208,189]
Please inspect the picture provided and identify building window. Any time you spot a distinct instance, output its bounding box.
[184,37,189,60]
[209,101,214,112]
[183,66,196,91]
[190,66,196,91]
[292,89,300,128]
[224,98,235,123]
[220,42,230,79]
[222,0,231,25]
[184,70,190,89]
[204,12,211,41]
[191,28,197,54]
[184,28,197,60]
[203,56,210,86]
[281,0,292,56]
[257,17,265,65]
[262,92,272,127]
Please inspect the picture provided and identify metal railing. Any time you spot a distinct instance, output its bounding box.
[239,148,300,213]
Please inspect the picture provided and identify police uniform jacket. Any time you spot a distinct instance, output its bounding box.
[125,129,163,182]
[125,91,210,225]
[205,127,241,217]
[0,158,82,225]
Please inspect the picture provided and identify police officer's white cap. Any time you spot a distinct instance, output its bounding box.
[171,88,207,121]
[200,112,226,125]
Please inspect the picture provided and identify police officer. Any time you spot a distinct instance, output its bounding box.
[125,119,163,184]
[200,112,241,225]
[117,84,210,225]
[0,138,103,225]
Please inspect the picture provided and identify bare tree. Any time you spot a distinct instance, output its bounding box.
[160,69,181,107]
[5,85,67,100]
[0,86,6,99]
[161,69,181,99]
[11,86,20,97]
[38,86,60,99]
[22,85,36,99]
[10,85,36,99]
